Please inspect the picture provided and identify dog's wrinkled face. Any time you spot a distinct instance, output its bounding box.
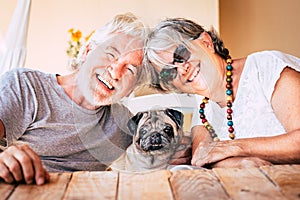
[127,109,184,154]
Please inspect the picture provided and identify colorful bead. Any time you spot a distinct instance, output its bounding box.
[228,126,234,133]
[206,125,212,130]
[203,97,209,102]
[227,108,233,114]
[226,83,232,89]
[226,96,233,101]
[226,77,232,82]
[200,57,235,140]
[226,89,232,95]
[226,58,232,64]
[199,108,204,114]
[226,65,233,70]
[203,122,209,127]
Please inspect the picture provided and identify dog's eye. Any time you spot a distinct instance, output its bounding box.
[164,126,173,133]
[139,129,147,136]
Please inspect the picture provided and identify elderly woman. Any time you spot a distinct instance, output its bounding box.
[145,17,300,168]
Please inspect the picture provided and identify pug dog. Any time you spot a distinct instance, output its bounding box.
[109,108,191,172]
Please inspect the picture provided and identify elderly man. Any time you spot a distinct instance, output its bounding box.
[0,13,149,185]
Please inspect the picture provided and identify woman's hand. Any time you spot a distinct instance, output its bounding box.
[191,140,272,168]
[191,140,242,167]
[211,157,272,168]
[0,144,49,185]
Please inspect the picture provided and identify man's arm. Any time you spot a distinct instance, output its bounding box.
[0,120,6,152]
[0,120,4,140]
[0,120,49,185]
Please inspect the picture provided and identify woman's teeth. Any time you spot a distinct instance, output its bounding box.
[188,68,200,82]
[97,74,114,90]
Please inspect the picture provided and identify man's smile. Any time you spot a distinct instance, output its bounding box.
[96,74,114,90]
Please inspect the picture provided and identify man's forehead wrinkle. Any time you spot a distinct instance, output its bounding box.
[107,46,121,55]
[124,37,144,53]
[93,33,141,53]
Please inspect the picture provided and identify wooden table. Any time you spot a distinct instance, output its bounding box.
[1,164,300,200]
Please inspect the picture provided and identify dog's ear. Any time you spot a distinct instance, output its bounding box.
[165,108,184,128]
[127,112,144,134]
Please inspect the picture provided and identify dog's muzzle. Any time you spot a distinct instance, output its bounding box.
[139,132,173,152]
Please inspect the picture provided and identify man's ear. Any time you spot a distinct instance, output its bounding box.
[81,44,91,63]
[199,32,215,53]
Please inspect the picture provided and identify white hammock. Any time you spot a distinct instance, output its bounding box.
[0,0,31,75]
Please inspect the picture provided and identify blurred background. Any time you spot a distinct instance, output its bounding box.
[1,0,299,75]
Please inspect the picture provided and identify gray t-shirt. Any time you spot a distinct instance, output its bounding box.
[0,68,132,171]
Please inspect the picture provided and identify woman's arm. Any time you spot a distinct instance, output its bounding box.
[192,67,300,166]
[192,130,300,167]
[191,125,213,155]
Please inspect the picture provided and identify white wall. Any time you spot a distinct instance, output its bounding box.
[1,0,219,75]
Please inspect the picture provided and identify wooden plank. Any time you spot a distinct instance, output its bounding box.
[118,170,173,200]
[63,171,118,200]
[261,165,300,200]
[170,169,229,200]
[213,167,286,200]
[0,182,16,200]
[8,173,71,200]
[291,164,300,171]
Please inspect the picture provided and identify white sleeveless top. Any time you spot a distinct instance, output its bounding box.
[192,51,300,140]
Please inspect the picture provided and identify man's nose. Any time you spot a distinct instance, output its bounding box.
[108,62,124,80]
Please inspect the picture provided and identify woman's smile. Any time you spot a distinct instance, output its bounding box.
[186,63,201,82]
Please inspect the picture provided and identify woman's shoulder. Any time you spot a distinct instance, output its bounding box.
[243,50,300,102]
[247,50,300,69]
[242,50,300,80]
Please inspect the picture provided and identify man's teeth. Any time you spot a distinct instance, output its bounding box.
[97,75,114,90]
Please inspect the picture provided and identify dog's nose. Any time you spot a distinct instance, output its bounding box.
[150,133,162,144]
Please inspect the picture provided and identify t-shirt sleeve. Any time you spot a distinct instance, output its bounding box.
[0,69,35,145]
[256,51,300,102]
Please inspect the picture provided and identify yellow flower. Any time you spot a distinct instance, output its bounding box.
[71,30,82,42]
[85,30,95,42]
[66,28,94,59]
[68,28,74,33]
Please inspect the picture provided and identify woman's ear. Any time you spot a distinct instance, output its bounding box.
[199,32,215,53]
